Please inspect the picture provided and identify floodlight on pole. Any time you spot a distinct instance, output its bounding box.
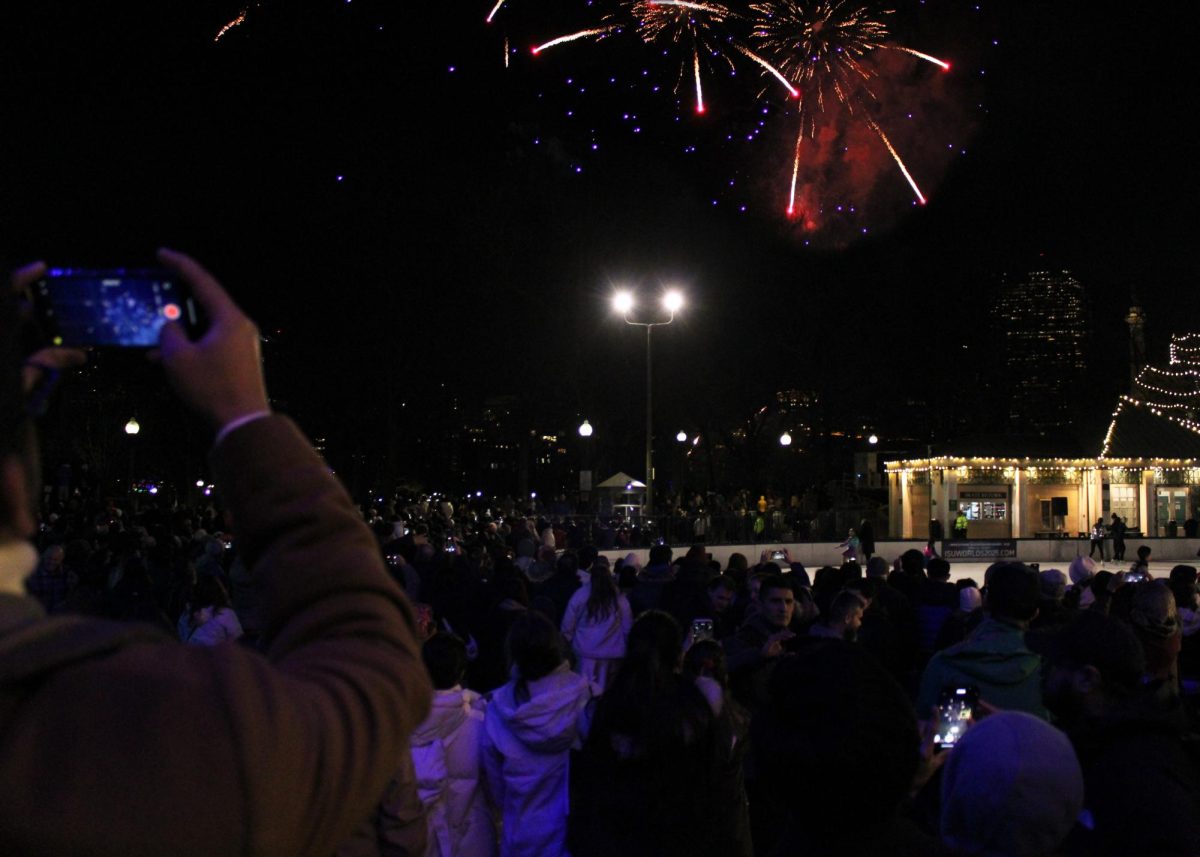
[612,284,686,518]
[662,289,684,314]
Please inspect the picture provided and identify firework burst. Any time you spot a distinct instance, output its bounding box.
[628,1,737,114]
[750,0,948,215]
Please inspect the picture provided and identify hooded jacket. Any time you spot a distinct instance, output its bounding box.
[916,616,1047,719]
[560,584,633,660]
[410,685,496,857]
[482,663,596,857]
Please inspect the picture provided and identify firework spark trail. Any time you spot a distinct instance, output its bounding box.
[214,10,247,42]
[864,115,926,204]
[531,28,612,55]
[888,46,950,70]
[485,0,507,23]
[735,45,799,97]
[648,0,729,11]
[630,0,733,112]
[788,132,803,215]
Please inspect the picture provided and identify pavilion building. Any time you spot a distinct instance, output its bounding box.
[887,333,1200,539]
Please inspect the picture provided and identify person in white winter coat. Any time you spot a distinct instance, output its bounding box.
[560,558,633,690]
[482,611,597,857]
[410,633,497,857]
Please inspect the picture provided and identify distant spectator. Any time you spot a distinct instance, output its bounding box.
[1066,555,1098,609]
[560,558,633,690]
[1031,568,1071,631]
[933,585,984,652]
[809,589,866,641]
[629,544,674,615]
[723,575,802,714]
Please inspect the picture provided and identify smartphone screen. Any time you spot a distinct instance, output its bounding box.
[933,686,978,749]
[33,268,197,347]
[691,618,715,643]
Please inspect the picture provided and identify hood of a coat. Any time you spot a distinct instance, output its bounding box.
[489,663,592,753]
[411,685,483,745]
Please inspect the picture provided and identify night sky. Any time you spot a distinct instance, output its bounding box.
[2,1,1197,484]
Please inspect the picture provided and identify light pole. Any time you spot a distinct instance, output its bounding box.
[613,287,683,518]
[577,419,594,511]
[124,417,140,501]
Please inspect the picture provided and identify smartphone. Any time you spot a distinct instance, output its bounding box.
[691,617,715,643]
[1125,569,1150,583]
[31,268,199,348]
[933,686,979,749]
[770,550,788,562]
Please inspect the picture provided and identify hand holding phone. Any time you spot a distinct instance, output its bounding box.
[691,617,715,644]
[154,249,270,433]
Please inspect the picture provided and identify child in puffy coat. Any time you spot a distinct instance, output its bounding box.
[483,611,597,857]
[410,633,497,857]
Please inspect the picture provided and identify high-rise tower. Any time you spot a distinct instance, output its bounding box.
[993,267,1089,436]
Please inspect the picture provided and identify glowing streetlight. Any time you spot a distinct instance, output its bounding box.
[124,418,140,436]
[676,430,688,443]
[612,285,687,517]
[578,419,594,438]
[868,434,879,445]
[779,431,793,447]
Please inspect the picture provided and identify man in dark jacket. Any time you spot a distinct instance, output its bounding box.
[916,561,1047,720]
[0,251,432,856]
[723,575,804,713]
[1040,611,1200,856]
[629,543,675,615]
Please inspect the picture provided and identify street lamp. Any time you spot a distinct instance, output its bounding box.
[676,430,688,443]
[779,431,792,447]
[578,419,594,438]
[124,417,140,436]
[868,434,879,445]
[613,286,684,517]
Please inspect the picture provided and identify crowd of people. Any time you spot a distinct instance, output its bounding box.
[22,484,1200,856]
[6,255,1200,856]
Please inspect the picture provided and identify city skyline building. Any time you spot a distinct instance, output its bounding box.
[993,267,1089,436]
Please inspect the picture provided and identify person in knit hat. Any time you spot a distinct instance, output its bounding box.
[940,711,1084,856]
[1066,555,1097,609]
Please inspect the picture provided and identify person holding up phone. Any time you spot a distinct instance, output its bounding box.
[0,250,432,856]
